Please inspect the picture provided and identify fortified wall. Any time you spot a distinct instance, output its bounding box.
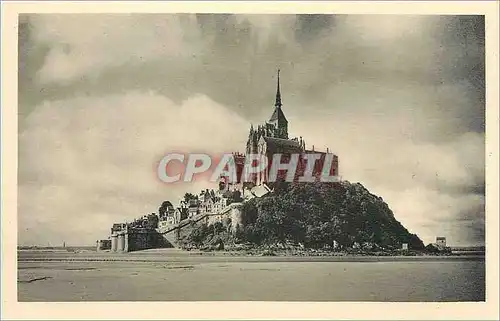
[98,203,245,253]
[97,226,173,253]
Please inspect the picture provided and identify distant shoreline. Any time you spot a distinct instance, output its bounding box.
[18,249,484,263]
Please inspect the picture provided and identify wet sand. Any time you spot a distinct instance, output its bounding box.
[18,249,485,302]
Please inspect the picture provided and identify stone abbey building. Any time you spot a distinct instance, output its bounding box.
[227,69,339,188]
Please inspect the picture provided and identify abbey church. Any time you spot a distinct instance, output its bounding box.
[240,70,339,187]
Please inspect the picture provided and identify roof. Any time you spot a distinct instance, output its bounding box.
[269,107,288,124]
[250,184,271,198]
[305,150,325,154]
[261,136,303,153]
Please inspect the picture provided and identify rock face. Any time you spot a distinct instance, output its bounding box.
[183,181,425,251]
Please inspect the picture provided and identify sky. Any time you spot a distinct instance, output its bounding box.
[18,14,485,247]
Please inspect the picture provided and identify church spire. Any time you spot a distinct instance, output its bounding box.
[274,69,282,109]
[268,68,288,139]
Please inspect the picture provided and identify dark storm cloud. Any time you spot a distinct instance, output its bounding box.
[436,181,486,197]
[434,16,485,133]
[294,14,335,43]
[18,16,50,118]
[19,15,486,125]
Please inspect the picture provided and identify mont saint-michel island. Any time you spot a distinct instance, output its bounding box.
[92,73,466,257]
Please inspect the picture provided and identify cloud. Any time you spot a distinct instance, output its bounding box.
[29,15,202,84]
[18,92,249,245]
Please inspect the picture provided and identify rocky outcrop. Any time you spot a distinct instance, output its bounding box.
[182,181,424,251]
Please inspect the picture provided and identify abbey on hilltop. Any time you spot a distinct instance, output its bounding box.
[225,69,339,189]
[97,70,340,252]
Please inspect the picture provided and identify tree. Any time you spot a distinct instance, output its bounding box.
[184,193,197,203]
[227,190,243,205]
[254,197,287,244]
[145,213,159,229]
[188,224,210,246]
[425,243,440,254]
[158,201,173,218]
[212,221,225,234]
[241,223,262,244]
[241,199,258,226]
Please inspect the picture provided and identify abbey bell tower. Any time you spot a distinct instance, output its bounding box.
[268,69,288,139]
[246,70,290,157]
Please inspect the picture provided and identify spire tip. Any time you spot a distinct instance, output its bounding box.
[275,68,282,108]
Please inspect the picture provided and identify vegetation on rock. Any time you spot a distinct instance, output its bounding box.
[183,181,425,252]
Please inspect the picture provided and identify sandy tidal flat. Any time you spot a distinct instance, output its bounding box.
[18,251,485,302]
